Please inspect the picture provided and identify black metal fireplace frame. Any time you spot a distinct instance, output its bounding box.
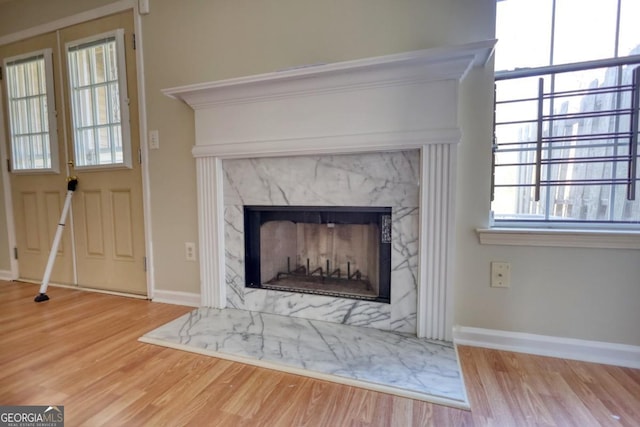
[244,205,392,303]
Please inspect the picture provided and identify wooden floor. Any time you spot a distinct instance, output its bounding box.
[1,281,639,426]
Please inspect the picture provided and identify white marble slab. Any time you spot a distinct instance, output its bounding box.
[222,151,420,207]
[140,307,469,409]
[222,151,420,333]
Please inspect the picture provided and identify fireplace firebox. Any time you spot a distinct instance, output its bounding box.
[244,206,391,303]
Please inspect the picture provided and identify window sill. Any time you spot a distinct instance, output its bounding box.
[476,227,640,250]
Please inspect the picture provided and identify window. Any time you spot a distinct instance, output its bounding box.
[66,29,131,168]
[492,0,640,228]
[3,49,58,172]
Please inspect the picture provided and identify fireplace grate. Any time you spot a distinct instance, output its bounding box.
[275,257,366,282]
[262,282,378,301]
[263,255,377,300]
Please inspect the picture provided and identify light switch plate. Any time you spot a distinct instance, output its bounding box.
[139,0,150,15]
[149,130,159,149]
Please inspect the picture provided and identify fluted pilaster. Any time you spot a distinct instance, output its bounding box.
[195,156,226,308]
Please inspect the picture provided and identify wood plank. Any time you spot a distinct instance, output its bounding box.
[1,281,639,426]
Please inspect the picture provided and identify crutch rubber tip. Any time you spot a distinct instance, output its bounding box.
[34,293,50,302]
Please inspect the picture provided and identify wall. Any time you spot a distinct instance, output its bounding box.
[0,0,116,36]
[0,0,638,346]
[455,66,640,346]
[140,0,495,296]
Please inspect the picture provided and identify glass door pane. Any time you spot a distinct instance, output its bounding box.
[3,49,58,172]
[66,30,131,169]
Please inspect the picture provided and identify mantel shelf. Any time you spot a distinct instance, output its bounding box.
[163,40,496,110]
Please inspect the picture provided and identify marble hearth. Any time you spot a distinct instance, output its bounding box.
[164,40,495,340]
[140,307,469,408]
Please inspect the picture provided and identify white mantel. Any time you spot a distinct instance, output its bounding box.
[164,40,495,340]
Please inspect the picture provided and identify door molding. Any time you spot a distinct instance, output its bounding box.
[132,9,155,299]
[0,0,154,297]
[0,86,18,280]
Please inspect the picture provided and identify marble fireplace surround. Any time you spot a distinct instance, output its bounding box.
[164,40,494,341]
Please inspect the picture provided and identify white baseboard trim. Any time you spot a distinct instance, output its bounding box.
[453,325,640,369]
[152,290,200,307]
[0,270,16,281]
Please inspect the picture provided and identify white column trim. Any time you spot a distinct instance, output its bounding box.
[196,157,226,308]
[417,144,457,340]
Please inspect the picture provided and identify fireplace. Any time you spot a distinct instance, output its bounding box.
[244,206,392,303]
[163,40,495,339]
[221,152,417,332]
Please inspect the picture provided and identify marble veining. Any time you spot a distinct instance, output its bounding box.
[140,307,468,407]
[222,152,420,207]
[222,151,420,333]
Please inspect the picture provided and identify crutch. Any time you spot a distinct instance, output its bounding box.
[34,177,79,302]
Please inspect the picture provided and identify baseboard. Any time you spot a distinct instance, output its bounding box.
[152,289,200,307]
[453,325,640,369]
[0,270,16,281]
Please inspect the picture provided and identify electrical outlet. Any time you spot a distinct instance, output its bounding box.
[185,242,196,261]
[490,261,511,288]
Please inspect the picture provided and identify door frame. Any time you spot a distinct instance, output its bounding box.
[0,84,18,280]
[0,0,155,297]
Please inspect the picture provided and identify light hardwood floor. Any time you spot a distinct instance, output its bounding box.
[1,281,639,426]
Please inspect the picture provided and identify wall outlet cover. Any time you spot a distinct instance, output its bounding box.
[491,261,511,288]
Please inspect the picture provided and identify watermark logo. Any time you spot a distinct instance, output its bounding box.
[0,405,64,427]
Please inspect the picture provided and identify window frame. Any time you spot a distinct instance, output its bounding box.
[2,48,59,174]
[491,0,640,231]
[492,57,640,231]
[65,28,132,171]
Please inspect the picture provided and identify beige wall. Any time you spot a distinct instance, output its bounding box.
[0,0,638,346]
[0,0,116,37]
[140,0,495,296]
[456,67,640,346]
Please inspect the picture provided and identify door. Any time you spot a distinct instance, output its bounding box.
[0,10,147,295]
[59,12,146,295]
[0,33,74,285]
